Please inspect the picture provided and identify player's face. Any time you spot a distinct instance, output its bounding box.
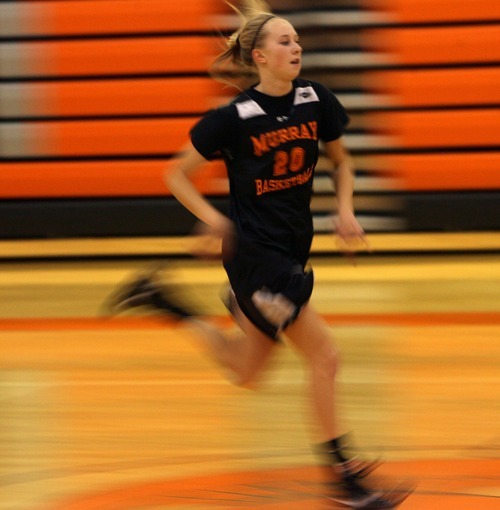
[257,18,302,80]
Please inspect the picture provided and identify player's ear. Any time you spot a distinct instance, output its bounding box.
[252,49,267,64]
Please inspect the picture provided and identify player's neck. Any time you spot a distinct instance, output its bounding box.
[254,76,293,97]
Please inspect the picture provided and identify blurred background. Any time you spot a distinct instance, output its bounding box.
[1,0,499,242]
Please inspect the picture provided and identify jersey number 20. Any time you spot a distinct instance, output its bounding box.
[273,147,305,176]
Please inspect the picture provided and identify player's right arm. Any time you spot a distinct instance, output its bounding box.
[165,142,233,239]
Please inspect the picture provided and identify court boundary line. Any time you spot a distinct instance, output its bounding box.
[0,311,498,331]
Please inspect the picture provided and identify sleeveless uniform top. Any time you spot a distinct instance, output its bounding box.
[190,78,349,266]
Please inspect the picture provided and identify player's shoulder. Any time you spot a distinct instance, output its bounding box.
[196,98,239,130]
[228,88,269,121]
[296,79,335,101]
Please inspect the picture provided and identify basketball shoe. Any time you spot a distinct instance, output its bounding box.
[102,265,195,319]
[317,435,413,508]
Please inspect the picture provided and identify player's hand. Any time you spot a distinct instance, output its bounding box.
[190,217,236,260]
[334,211,370,264]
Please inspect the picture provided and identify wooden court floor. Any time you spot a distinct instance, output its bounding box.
[0,253,499,509]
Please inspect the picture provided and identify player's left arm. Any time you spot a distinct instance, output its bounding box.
[323,137,369,255]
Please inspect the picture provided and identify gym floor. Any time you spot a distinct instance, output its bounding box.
[0,248,498,509]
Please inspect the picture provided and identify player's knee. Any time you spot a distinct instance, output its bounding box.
[313,345,339,380]
[231,368,260,389]
[231,350,273,389]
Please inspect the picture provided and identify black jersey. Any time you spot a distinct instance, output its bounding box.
[190,78,349,264]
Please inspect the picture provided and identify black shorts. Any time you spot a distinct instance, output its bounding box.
[222,236,314,340]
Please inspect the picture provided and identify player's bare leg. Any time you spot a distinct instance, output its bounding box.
[186,315,276,387]
[103,265,276,387]
[285,306,413,508]
[103,269,413,508]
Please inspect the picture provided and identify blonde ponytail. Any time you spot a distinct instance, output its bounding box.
[210,0,277,90]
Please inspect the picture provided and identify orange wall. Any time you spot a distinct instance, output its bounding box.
[362,0,500,191]
[1,0,499,198]
[0,0,226,199]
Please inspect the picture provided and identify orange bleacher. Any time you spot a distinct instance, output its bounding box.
[0,160,228,199]
[1,0,227,203]
[5,78,221,117]
[365,68,500,107]
[366,109,500,149]
[362,0,500,23]
[371,153,500,191]
[4,118,198,157]
[364,25,500,66]
[1,0,498,234]
[361,5,500,201]
[3,0,219,36]
[4,37,218,78]
[361,8,500,195]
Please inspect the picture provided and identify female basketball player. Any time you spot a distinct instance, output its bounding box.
[106,1,411,507]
